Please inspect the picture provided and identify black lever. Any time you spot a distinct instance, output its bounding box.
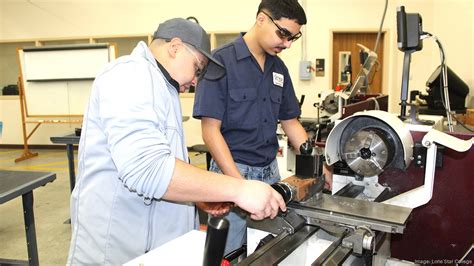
[203,217,229,266]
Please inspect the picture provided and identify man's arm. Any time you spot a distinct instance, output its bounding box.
[281,118,333,190]
[280,118,308,153]
[164,159,285,220]
[201,117,243,179]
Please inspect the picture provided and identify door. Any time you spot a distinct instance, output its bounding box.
[332,32,385,94]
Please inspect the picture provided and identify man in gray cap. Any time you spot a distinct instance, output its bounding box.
[67,18,286,265]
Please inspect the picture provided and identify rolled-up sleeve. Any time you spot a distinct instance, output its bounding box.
[96,61,175,200]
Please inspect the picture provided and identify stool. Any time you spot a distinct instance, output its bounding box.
[190,144,211,170]
[190,144,212,226]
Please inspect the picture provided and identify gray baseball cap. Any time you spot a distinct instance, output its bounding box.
[153,18,225,80]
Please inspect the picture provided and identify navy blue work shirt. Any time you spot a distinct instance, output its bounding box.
[193,35,301,167]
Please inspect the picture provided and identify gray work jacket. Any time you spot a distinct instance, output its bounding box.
[67,41,196,265]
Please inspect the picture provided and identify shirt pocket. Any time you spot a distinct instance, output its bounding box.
[228,88,258,126]
[270,87,283,121]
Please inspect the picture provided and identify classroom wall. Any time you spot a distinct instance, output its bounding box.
[432,0,474,106]
[1,0,473,145]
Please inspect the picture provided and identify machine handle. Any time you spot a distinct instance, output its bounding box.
[203,217,229,266]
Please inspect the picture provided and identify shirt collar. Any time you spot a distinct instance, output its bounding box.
[234,33,275,69]
[155,59,180,93]
[235,33,253,61]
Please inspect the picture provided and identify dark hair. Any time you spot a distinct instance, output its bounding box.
[257,0,307,25]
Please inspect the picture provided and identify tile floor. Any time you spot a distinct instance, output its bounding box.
[0,148,207,265]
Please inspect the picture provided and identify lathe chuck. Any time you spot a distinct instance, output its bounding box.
[342,128,394,177]
[338,116,403,177]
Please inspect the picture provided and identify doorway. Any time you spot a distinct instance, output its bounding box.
[332,32,385,94]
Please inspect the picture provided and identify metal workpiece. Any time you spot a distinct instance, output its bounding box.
[247,209,305,235]
[289,193,412,234]
[270,182,295,204]
[273,174,325,203]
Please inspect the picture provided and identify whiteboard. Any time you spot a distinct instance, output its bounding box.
[23,44,110,81]
[18,43,116,116]
[24,80,93,116]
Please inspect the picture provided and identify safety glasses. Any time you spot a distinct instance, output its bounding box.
[183,43,206,80]
[261,11,302,42]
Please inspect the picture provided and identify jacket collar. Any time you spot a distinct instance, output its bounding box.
[132,41,180,92]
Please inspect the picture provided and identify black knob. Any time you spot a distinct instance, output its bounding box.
[300,140,312,155]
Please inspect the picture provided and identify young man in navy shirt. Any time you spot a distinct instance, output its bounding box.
[193,0,308,255]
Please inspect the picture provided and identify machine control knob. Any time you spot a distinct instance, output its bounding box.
[299,140,313,155]
[362,233,374,251]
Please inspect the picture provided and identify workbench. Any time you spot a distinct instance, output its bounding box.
[0,170,56,266]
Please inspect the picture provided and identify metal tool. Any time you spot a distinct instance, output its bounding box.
[242,110,472,265]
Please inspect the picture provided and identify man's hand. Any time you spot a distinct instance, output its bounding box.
[234,180,286,220]
[323,163,333,190]
[196,202,233,216]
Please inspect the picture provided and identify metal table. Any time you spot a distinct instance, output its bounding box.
[50,134,79,193]
[0,170,56,266]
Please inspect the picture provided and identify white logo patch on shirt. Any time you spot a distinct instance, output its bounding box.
[273,72,284,87]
